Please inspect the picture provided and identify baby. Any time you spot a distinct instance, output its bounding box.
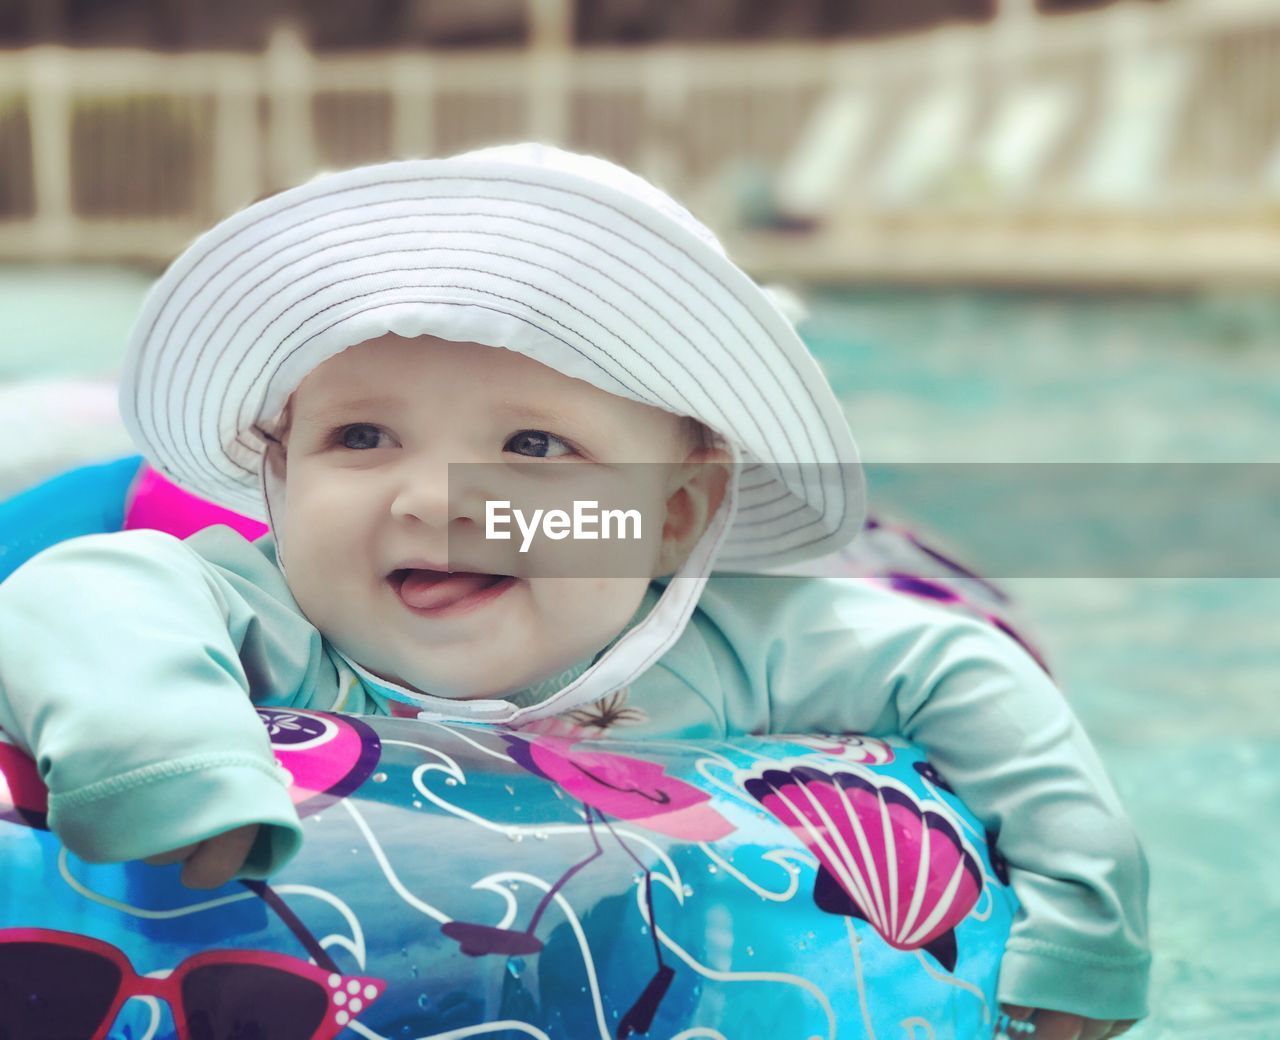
[0,144,1147,1037]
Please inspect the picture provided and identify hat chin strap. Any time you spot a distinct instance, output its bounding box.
[259,438,740,726]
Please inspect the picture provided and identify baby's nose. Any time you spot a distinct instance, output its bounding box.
[389,466,487,527]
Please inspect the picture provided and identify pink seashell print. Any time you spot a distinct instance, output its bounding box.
[744,765,982,971]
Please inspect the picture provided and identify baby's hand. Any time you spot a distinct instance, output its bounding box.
[999,1004,1138,1040]
[143,824,260,890]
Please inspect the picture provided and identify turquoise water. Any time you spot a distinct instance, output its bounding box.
[803,288,1280,1038]
[1,269,1278,1037]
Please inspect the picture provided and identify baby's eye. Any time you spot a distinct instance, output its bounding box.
[504,429,576,459]
[332,423,389,450]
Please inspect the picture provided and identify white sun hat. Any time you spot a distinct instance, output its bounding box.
[118,142,865,722]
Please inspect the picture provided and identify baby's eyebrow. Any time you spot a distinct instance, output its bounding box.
[496,399,584,429]
[293,395,401,424]
[495,400,624,453]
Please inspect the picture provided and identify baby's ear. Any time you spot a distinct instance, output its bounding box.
[655,447,732,575]
[265,397,295,454]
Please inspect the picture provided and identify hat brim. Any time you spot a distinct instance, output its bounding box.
[120,157,864,570]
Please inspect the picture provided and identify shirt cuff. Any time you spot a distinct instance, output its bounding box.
[997,940,1151,1021]
[48,753,304,877]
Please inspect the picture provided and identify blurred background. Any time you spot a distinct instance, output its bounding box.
[0,1,1277,1036]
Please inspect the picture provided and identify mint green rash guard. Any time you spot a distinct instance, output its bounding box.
[0,526,1151,1020]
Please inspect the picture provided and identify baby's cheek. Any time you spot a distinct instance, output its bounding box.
[532,577,649,653]
[287,470,352,516]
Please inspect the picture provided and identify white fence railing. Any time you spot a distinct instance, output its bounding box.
[4,0,1280,282]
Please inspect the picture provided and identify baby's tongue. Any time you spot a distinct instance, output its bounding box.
[399,570,498,610]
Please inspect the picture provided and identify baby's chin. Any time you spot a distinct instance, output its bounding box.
[343,611,641,701]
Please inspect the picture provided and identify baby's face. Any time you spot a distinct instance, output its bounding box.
[279,335,712,700]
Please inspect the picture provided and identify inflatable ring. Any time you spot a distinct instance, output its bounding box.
[0,459,1033,1039]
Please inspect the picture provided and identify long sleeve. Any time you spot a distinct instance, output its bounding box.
[696,574,1151,1021]
[0,526,334,878]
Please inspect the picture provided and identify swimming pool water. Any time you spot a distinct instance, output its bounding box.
[804,287,1280,1039]
[2,269,1278,1037]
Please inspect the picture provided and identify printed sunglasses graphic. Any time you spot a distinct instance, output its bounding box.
[0,708,386,1038]
[0,888,384,1039]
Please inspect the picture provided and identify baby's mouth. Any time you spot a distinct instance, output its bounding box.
[389,567,516,615]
